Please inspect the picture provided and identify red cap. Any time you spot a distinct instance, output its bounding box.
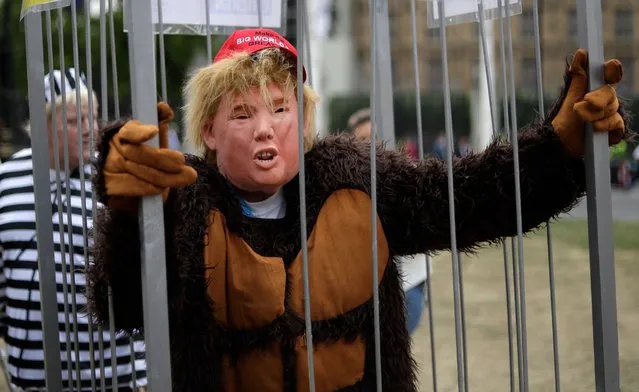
[213,28,307,82]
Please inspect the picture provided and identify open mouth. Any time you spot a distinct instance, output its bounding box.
[254,147,278,161]
[253,147,279,168]
[256,151,275,161]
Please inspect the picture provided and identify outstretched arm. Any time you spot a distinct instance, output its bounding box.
[371,50,628,255]
[373,124,586,255]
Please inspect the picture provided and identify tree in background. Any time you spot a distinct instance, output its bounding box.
[0,2,217,157]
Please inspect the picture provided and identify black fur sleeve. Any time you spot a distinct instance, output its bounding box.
[86,123,204,332]
[87,198,183,332]
[86,121,141,331]
[383,125,586,255]
[309,125,585,256]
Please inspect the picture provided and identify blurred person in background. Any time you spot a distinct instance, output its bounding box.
[0,68,147,391]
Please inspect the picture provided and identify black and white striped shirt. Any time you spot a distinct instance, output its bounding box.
[0,148,147,391]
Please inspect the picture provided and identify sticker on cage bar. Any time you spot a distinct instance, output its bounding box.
[123,0,287,37]
[426,0,522,28]
[20,0,72,20]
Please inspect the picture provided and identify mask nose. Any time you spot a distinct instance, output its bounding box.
[254,114,275,141]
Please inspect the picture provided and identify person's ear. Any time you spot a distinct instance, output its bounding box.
[200,120,216,151]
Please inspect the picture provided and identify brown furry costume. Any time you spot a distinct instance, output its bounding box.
[86,58,630,392]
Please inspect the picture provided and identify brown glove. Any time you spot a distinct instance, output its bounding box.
[551,49,625,157]
[103,102,198,212]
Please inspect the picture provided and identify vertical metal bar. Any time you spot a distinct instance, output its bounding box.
[504,1,529,389]
[546,223,560,389]
[531,0,544,116]
[109,1,135,384]
[45,13,75,390]
[576,1,620,391]
[409,2,437,391]
[24,10,64,391]
[424,258,438,391]
[107,286,119,390]
[100,0,108,123]
[502,242,516,392]
[127,0,174,391]
[205,0,212,60]
[477,0,498,137]
[302,1,313,86]
[257,0,263,27]
[296,1,316,390]
[157,0,168,101]
[84,1,108,389]
[531,0,561,390]
[127,338,138,388]
[496,0,510,139]
[479,4,515,391]
[496,3,517,391]
[56,9,83,389]
[372,0,395,148]
[458,254,469,392]
[78,2,98,388]
[109,0,121,119]
[68,2,89,390]
[437,1,465,390]
[510,236,522,388]
[409,0,424,159]
[99,1,119,387]
[369,0,382,390]
[78,41,99,392]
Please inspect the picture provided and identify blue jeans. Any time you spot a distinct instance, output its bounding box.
[405,282,426,335]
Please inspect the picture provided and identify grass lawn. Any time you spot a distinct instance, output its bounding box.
[412,218,639,391]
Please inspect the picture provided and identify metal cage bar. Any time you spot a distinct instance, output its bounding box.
[23,10,64,391]
[126,0,174,391]
[576,1,621,391]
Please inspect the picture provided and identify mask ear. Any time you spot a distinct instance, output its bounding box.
[201,120,216,151]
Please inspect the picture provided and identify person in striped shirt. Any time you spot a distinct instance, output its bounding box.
[0,68,146,391]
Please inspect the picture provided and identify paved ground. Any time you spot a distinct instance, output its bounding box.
[411,219,639,391]
[561,184,639,221]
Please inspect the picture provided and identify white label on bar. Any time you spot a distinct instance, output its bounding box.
[150,0,283,29]
[431,0,521,20]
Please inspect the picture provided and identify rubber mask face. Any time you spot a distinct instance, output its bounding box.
[202,83,302,201]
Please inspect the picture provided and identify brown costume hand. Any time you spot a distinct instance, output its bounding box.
[551,49,625,157]
[103,102,198,211]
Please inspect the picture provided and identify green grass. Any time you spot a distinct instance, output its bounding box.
[531,218,639,251]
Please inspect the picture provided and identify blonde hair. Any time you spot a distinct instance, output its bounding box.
[183,48,320,159]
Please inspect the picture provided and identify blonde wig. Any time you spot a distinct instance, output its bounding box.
[183,48,320,160]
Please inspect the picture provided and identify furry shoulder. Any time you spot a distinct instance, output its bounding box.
[178,154,229,205]
[303,132,413,192]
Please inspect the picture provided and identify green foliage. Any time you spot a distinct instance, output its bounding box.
[1,3,219,136]
[329,91,639,155]
[328,92,471,142]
